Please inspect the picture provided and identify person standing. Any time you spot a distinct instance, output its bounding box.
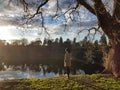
[64,48,72,79]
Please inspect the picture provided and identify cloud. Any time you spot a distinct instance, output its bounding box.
[0,0,99,41]
[0,0,25,26]
[0,0,97,26]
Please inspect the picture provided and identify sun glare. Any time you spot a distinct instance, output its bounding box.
[0,26,16,41]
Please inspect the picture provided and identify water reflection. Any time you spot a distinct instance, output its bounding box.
[0,64,85,80]
[0,70,59,81]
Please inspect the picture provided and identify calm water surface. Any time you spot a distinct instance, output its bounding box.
[0,65,85,80]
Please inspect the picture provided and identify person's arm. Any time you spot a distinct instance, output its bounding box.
[64,53,67,62]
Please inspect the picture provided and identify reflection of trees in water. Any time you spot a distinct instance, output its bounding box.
[1,63,84,75]
[40,64,64,75]
[1,59,104,74]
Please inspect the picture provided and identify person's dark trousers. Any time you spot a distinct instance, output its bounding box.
[64,66,70,78]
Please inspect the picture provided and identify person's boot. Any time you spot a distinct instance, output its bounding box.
[67,74,69,79]
[64,71,66,74]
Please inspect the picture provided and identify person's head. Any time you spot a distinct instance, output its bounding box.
[65,48,71,53]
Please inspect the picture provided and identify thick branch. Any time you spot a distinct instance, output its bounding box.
[77,0,96,15]
[36,0,49,13]
[113,0,120,21]
[93,0,113,30]
[19,0,29,12]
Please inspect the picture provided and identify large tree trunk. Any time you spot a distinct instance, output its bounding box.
[78,0,120,77]
[104,37,120,77]
[91,0,120,77]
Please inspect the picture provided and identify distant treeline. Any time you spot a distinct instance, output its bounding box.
[0,35,109,73]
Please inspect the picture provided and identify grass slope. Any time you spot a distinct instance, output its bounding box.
[0,74,120,90]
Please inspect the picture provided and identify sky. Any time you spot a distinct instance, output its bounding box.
[0,0,103,43]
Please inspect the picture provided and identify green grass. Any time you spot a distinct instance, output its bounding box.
[0,74,120,90]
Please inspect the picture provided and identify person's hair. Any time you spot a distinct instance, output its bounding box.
[65,48,71,53]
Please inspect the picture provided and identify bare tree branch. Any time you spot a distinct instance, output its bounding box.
[78,25,101,40]
[20,0,50,35]
[36,0,49,14]
[53,0,80,32]
[93,0,113,31]
[54,0,79,20]
[113,0,120,21]
[54,0,62,17]
[19,0,29,12]
[77,0,96,15]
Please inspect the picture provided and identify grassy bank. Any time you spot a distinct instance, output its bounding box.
[0,74,120,90]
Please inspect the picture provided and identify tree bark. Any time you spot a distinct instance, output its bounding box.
[78,0,96,15]
[103,36,120,77]
[112,43,120,77]
[113,0,120,20]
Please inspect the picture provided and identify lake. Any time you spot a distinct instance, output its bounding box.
[0,66,85,80]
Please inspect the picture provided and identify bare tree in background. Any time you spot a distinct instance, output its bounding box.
[8,0,120,77]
